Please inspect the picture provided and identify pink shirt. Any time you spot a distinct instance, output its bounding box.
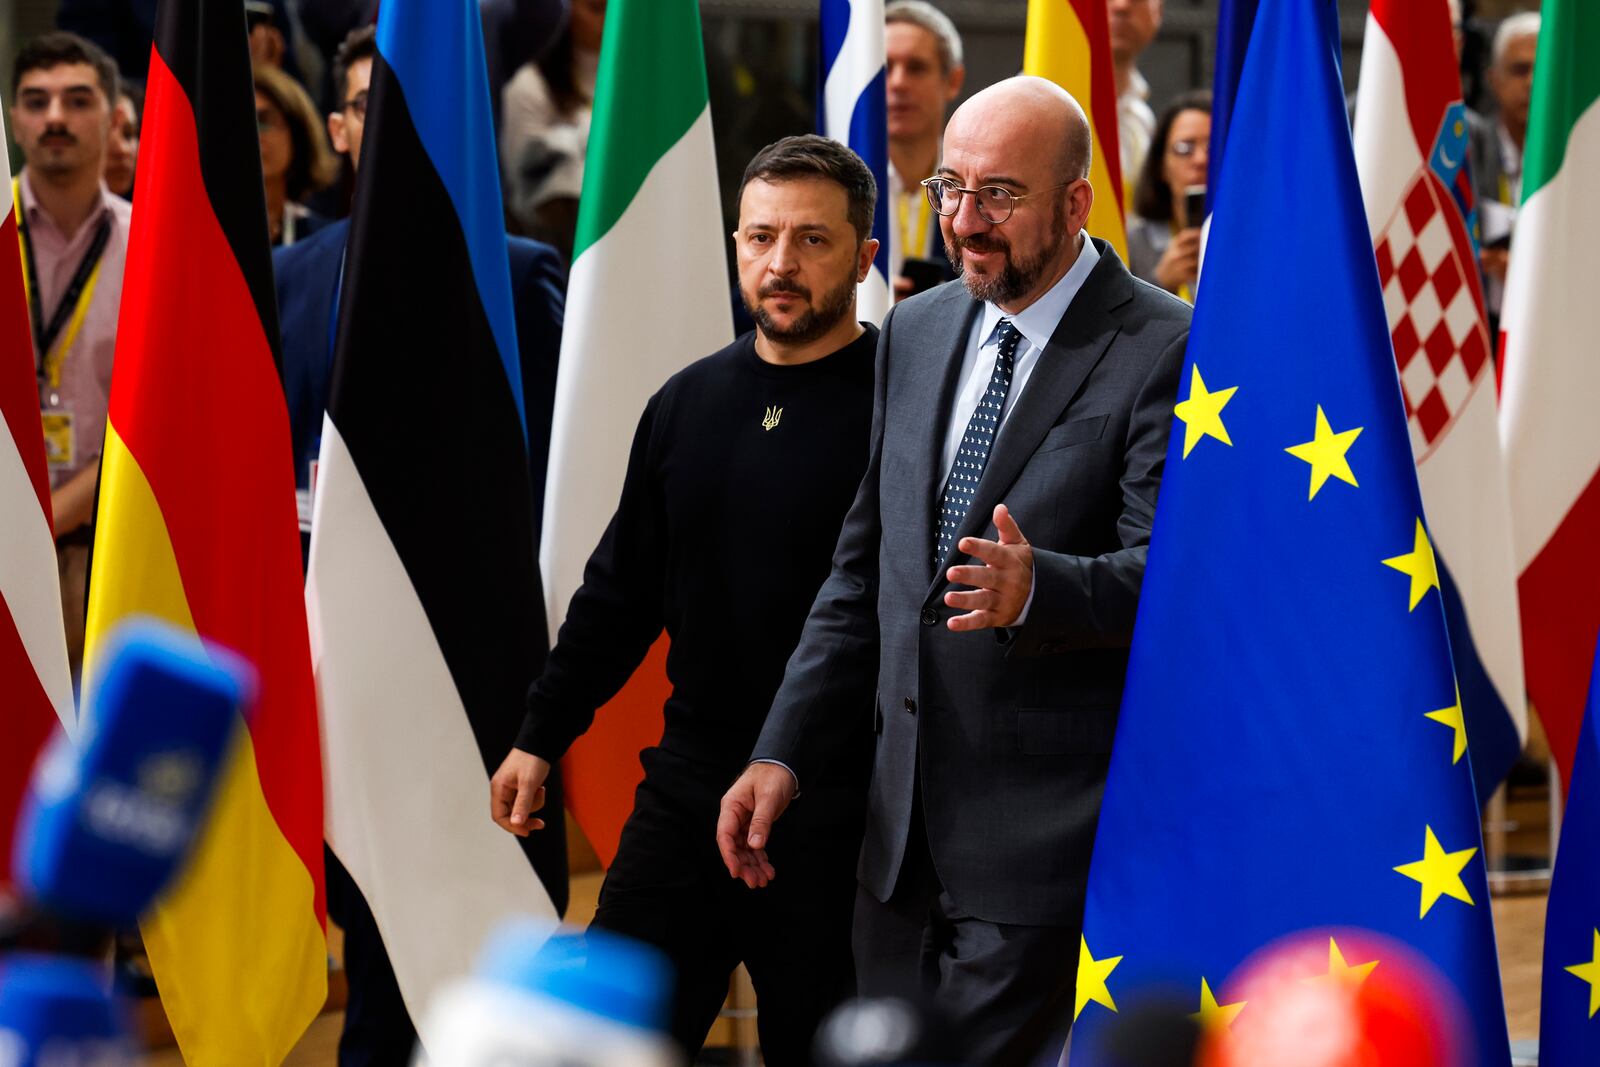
[18,170,131,487]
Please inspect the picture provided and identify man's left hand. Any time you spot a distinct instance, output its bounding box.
[944,504,1033,631]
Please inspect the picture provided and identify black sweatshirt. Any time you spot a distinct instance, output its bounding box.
[516,325,879,775]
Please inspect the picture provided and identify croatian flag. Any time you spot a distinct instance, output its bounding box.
[819,0,890,324]
[1353,0,1526,799]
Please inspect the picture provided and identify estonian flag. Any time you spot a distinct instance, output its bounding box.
[305,0,561,1038]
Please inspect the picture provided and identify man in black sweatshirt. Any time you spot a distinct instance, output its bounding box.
[489,135,881,1064]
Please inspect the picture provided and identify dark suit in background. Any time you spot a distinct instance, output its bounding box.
[273,219,568,1066]
[753,241,1189,1063]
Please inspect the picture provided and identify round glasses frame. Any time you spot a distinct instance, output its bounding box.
[920,177,1075,225]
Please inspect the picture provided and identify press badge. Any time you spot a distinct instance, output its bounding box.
[41,409,75,469]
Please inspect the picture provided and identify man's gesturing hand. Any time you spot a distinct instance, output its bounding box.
[490,749,551,837]
[717,763,797,889]
[944,503,1034,631]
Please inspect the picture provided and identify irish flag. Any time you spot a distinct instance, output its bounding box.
[1021,0,1128,260]
[1499,0,1600,792]
[540,0,732,862]
[83,0,325,1058]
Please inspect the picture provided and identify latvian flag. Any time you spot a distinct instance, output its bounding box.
[1353,0,1526,797]
[81,0,326,1059]
[305,0,560,1033]
[1,110,74,881]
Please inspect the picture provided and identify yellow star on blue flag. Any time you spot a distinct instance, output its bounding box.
[1072,1,1508,1063]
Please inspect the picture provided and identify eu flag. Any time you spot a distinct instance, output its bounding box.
[1073,2,1509,1063]
[1540,638,1600,1065]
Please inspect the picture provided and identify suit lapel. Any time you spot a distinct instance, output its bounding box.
[929,245,1135,587]
[911,290,983,575]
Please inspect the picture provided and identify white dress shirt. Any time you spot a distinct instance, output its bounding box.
[939,235,1101,476]
[936,235,1101,625]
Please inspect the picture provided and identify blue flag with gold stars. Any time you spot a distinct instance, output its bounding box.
[1541,638,1600,1064]
[1073,1,1510,1063]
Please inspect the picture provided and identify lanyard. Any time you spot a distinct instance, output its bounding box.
[898,189,931,262]
[15,180,113,389]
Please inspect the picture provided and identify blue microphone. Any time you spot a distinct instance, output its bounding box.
[0,954,134,1065]
[11,617,252,926]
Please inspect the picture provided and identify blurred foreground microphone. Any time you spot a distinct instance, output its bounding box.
[813,995,968,1067]
[0,954,134,1065]
[10,618,249,925]
[417,921,677,1066]
[0,618,251,1065]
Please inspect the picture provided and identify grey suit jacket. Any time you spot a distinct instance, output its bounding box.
[752,241,1191,927]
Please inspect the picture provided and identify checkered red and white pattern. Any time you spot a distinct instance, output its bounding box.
[1374,171,1491,458]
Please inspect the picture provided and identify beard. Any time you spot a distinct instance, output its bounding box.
[745,272,858,345]
[945,203,1068,306]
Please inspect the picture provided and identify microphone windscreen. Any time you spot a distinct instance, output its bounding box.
[0,953,134,1064]
[11,618,252,926]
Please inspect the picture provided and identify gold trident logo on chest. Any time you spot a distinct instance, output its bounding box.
[762,406,783,431]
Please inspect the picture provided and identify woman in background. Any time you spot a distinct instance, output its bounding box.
[254,64,337,247]
[1127,90,1211,303]
[499,0,606,262]
[104,85,140,200]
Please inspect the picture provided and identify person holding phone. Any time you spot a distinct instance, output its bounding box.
[1127,90,1211,303]
[884,1,965,300]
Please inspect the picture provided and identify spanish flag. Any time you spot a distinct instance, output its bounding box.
[1023,0,1129,259]
[82,0,325,1060]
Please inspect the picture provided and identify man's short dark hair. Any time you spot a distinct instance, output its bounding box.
[12,31,119,104]
[333,25,377,104]
[737,135,878,245]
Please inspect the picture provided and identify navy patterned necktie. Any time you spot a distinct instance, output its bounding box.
[933,319,1023,573]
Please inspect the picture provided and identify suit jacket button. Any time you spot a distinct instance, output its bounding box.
[904,697,917,715]
[920,608,937,626]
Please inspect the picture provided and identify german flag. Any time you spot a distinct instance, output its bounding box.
[82,0,325,1060]
[1022,0,1129,260]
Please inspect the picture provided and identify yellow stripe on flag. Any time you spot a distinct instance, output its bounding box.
[1023,0,1129,260]
[84,425,197,668]
[143,729,327,1066]
[85,425,326,1064]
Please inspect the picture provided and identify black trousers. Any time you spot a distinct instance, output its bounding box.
[591,747,862,1066]
[851,802,1081,1067]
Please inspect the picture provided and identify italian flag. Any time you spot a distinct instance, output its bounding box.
[1499,0,1600,793]
[1021,0,1128,260]
[540,0,732,862]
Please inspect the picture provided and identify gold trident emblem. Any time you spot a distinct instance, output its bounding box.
[762,406,783,432]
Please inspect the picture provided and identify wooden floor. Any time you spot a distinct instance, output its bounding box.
[143,781,1560,1065]
[137,881,1550,1065]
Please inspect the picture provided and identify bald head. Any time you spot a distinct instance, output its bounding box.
[946,76,1093,184]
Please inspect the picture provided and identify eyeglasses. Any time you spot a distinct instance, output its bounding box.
[343,92,368,120]
[1168,139,1204,158]
[920,177,1073,225]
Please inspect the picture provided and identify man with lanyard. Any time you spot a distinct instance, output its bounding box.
[9,32,132,681]
[885,1,964,301]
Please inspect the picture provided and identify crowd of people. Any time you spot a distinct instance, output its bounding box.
[6,1,1546,1065]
